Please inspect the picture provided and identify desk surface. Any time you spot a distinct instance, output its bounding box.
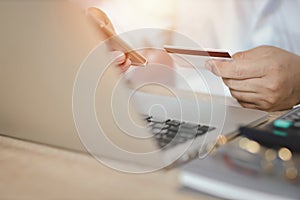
[0,111,285,199]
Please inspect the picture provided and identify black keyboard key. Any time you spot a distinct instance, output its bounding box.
[162,134,174,141]
[158,142,167,148]
[168,126,179,132]
[166,130,178,137]
[173,136,188,143]
[152,122,166,129]
[154,134,163,139]
[142,115,215,149]
[152,128,163,135]
[178,130,197,139]
[200,125,210,130]
[145,116,152,122]
[196,129,206,136]
[294,122,300,128]
[159,128,169,135]
[166,120,181,126]
[197,125,215,136]
[198,125,209,132]
[180,122,199,129]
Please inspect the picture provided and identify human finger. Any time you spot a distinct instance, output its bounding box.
[114,52,126,65]
[229,90,261,105]
[206,59,267,79]
[232,47,261,60]
[87,7,115,33]
[222,78,262,93]
[119,58,132,73]
[232,46,275,60]
[230,89,276,110]
[238,101,259,109]
[87,7,117,42]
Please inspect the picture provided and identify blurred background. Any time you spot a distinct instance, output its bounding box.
[75,0,300,52]
[73,0,300,97]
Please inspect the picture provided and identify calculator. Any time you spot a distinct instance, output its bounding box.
[239,107,300,152]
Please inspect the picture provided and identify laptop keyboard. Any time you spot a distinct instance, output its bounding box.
[143,115,216,149]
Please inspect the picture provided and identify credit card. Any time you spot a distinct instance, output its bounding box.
[164,45,231,59]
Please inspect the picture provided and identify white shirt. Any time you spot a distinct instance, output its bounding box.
[81,0,300,95]
[176,0,300,55]
[94,0,300,54]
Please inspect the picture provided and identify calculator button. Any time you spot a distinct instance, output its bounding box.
[273,130,288,137]
[293,115,300,121]
[273,119,293,129]
[294,122,300,128]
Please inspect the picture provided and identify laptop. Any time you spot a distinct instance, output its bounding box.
[0,0,268,172]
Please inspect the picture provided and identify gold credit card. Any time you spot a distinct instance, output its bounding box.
[164,45,231,59]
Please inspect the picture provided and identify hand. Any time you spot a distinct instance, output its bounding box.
[206,46,300,111]
[87,7,131,72]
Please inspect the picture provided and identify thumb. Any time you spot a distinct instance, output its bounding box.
[232,46,271,60]
[87,7,116,38]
